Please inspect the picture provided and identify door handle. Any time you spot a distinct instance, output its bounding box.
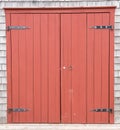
[62,66,67,70]
[68,65,72,70]
[62,65,72,70]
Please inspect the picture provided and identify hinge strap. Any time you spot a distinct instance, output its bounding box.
[7,26,30,31]
[91,108,112,113]
[90,25,113,29]
[8,108,29,112]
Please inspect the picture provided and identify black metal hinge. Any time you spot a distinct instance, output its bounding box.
[8,108,29,113]
[91,108,112,113]
[6,26,30,31]
[90,25,113,30]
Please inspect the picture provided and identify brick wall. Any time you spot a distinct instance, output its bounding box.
[0,0,120,124]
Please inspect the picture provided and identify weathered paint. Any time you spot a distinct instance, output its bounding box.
[5,7,114,124]
[0,0,120,124]
[7,13,61,123]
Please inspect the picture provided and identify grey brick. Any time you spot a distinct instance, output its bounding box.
[0,17,5,24]
[115,78,120,84]
[115,37,120,44]
[1,64,6,71]
[115,90,120,97]
[115,44,120,50]
[115,30,120,36]
[0,31,6,37]
[114,71,118,77]
[0,116,7,124]
[115,85,120,90]
[115,15,120,23]
[115,23,120,30]
[0,2,5,8]
[115,113,120,123]
[115,97,120,104]
[115,51,120,57]
[0,57,6,64]
[0,38,6,44]
[0,104,7,111]
[110,1,120,7]
[115,9,120,15]
[0,24,5,30]
[0,91,7,98]
[2,78,7,84]
[114,70,120,77]
[0,98,7,104]
[0,111,6,117]
[0,10,5,16]
[0,71,6,77]
[114,64,120,70]
[0,44,6,50]
[0,84,7,91]
[115,104,120,111]
[0,50,6,57]
[115,58,120,63]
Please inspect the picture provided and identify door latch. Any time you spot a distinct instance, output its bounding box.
[62,65,72,70]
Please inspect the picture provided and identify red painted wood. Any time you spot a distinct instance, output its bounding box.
[94,13,103,123]
[18,14,27,123]
[109,9,115,124]
[6,14,12,123]
[6,8,115,124]
[26,14,34,122]
[61,14,72,123]
[11,14,19,122]
[40,14,49,122]
[5,7,116,14]
[87,13,113,123]
[48,14,60,123]
[71,14,87,123]
[33,14,41,122]
[101,13,109,123]
[87,13,95,123]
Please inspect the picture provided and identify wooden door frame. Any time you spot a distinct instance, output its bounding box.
[5,7,115,123]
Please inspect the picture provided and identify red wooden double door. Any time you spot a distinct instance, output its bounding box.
[6,9,114,124]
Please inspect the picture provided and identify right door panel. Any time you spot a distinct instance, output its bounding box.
[87,13,110,123]
[61,13,112,123]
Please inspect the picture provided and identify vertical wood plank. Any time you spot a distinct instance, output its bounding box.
[26,14,34,122]
[11,14,19,122]
[87,13,95,123]
[109,9,115,124]
[48,14,60,123]
[61,14,72,123]
[18,14,27,123]
[71,14,87,123]
[6,13,12,123]
[33,14,41,122]
[101,13,109,123]
[94,13,102,123]
[40,14,48,122]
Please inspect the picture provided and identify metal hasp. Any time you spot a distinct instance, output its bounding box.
[91,108,112,113]
[6,26,30,31]
[8,108,29,112]
[90,25,113,29]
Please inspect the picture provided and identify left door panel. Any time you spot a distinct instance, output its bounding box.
[7,14,60,123]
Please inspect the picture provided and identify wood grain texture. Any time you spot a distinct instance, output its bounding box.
[6,8,115,124]
[71,14,87,123]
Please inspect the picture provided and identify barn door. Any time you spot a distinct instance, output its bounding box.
[7,11,114,124]
[61,13,113,123]
[7,14,60,123]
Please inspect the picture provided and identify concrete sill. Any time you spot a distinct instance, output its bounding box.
[0,124,120,130]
